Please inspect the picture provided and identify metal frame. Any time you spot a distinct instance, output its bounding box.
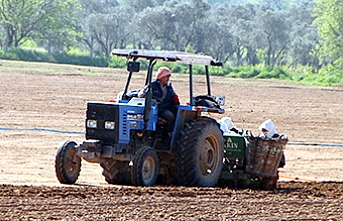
[112,49,222,107]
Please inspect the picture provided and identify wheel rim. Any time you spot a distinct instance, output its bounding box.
[65,148,79,176]
[199,135,219,177]
[142,155,156,184]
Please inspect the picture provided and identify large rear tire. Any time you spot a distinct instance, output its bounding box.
[176,117,224,186]
[100,160,131,185]
[131,146,159,186]
[55,140,81,184]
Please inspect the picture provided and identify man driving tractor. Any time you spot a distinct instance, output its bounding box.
[139,67,180,131]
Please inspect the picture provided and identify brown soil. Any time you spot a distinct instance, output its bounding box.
[1,182,342,220]
[0,60,342,220]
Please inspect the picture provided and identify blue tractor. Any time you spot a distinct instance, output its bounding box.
[55,49,226,187]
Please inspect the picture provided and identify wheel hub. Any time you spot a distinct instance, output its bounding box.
[200,137,217,176]
[142,156,155,183]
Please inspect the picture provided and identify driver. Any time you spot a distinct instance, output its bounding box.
[139,67,180,131]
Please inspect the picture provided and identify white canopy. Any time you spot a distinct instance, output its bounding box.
[111,49,219,66]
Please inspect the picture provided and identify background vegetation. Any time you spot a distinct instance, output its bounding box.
[0,0,342,86]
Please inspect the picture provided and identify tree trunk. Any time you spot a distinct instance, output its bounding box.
[5,28,14,51]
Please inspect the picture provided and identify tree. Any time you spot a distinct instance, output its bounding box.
[135,0,210,51]
[0,0,43,50]
[287,1,319,68]
[226,4,261,66]
[313,0,343,68]
[38,0,81,53]
[255,6,291,67]
[121,0,166,12]
[0,0,79,51]
[80,2,133,58]
[78,0,120,57]
[200,4,236,63]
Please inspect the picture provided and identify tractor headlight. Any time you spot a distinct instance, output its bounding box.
[104,121,115,130]
[87,119,97,128]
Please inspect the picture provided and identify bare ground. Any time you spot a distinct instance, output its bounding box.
[0,60,343,220]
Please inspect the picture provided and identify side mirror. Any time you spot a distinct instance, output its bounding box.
[127,61,140,72]
[210,61,223,67]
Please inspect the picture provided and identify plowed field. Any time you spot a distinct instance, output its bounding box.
[1,60,343,220]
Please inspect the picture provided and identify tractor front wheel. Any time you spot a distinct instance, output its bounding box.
[131,146,159,186]
[55,140,81,184]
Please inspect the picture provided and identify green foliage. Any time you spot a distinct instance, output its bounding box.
[67,47,89,56]
[160,63,184,74]
[256,66,291,80]
[313,0,343,68]
[297,65,343,86]
[185,45,195,53]
[190,65,206,75]
[52,52,108,67]
[0,48,48,61]
[226,66,261,78]
[0,48,108,67]
[20,39,37,48]
[0,0,80,49]
[7,48,53,62]
[1,47,342,87]
[108,56,128,69]
[209,66,226,76]
[0,48,18,60]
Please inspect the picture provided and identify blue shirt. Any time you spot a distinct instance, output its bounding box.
[151,79,178,113]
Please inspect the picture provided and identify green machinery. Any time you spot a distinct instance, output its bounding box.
[219,132,287,189]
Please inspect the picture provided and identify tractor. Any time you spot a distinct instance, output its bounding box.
[55,49,226,187]
[55,49,287,189]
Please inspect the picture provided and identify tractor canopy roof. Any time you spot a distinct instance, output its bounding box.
[111,49,225,112]
[111,49,222,66]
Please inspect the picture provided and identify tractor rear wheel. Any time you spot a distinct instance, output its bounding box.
[131,146,159,186]
[100,160,131,185]
[55,140,81,184]
[176,117,224,186]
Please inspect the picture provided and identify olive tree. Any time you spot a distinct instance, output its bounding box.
[199,5,236,63]
[286,1,319,68]
[226,4,262,66]
[254,6,291,67]
[135,0,210,51]
[79,0,135,58]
